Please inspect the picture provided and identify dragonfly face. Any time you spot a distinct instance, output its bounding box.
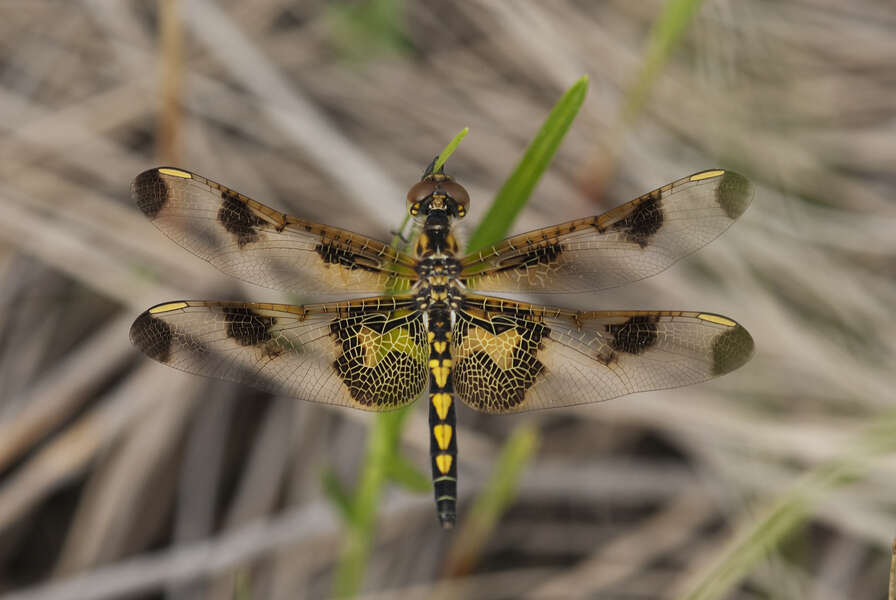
[130,162,755,529]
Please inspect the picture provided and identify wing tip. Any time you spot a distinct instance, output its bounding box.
[130,309,174,364]
[711,322,754,376]
[132,168,170,219]
[716,171,753,220]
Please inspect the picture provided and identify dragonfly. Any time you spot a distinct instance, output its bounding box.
[130,161,754,529]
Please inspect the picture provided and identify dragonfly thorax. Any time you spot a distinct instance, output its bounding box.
[414,256,463,310]
[414,205,463,310]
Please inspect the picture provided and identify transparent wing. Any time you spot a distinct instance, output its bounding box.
[461,170,752,294]
[130,297,427,411]
[452,296,753,414]
[133,167,417,295]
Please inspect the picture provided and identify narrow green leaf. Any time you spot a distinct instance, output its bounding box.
[432,127,469,174]
[889,538,896,600]
[466,76,588,254]
[232,569,251,600]
[387,452,431,493]
[322,468,355,524]
[622,0,705,124]
[441,78,586,575]
[444,424,539,575]
[327,0,414,62]
[678,410,896,600]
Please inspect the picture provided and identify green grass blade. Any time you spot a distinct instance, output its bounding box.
[621,0,705,125]
[332,407,410,598]
[465,76,588,254]
[387,452,431,493]
[322,468,355,524]
[889,539,896,600]
[327,0,413,62]
[443,424,538,576]
[441,78,586,573]
[331,131,471,598]
[432,127,469,174]
[677,410,896,600]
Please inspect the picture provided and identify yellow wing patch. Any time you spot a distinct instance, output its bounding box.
[358,325,427,367]
[457,325,522,371]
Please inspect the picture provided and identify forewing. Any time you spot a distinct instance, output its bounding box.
[130,297,427,411]
[453,296,753,414]
[132,167,417,295]
[461,170,752,294]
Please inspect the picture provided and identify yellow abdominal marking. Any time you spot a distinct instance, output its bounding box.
[698,313,737,327]
[158,167,192,179]
[433,341,447,354]
[429,359,452,387]
[431,393,452,419]
[689,169,725,182]
[149,301,189,314]
[433,424,453,450]
[436,454,453,474]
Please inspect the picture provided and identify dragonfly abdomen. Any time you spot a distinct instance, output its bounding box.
[427,307,457,529]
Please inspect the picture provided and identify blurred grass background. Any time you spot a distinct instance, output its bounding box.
[0,1,894,599]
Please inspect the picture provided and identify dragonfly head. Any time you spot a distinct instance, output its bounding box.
[406,160,470,219]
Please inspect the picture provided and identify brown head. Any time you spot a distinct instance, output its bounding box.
[406,160,469,219]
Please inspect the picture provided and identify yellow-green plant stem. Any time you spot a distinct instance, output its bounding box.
[332,69,588,590]
[466,76,587,254]
[432,127,469,174]
[330,130,469,599]
[889,538,896,600]
[443,424,539,576]
[598,0,706,176]
[332,407,412,598]
[445,76,587,572]
[678,410,896,600]
[622,0,706,125]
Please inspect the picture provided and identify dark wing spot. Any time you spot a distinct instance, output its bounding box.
[130,311,173,363]
[496,243,564,272]
[716,171,753,220]
[606,315,658,354]
[612,190,663,248]
[711,324,754,375]
[132,169,168,219]
[315,242,381,272]
[223,307,276,346]
[218,191,266,247]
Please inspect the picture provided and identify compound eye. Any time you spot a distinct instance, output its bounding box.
[407,181,436,205]
[440,181,470,216]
